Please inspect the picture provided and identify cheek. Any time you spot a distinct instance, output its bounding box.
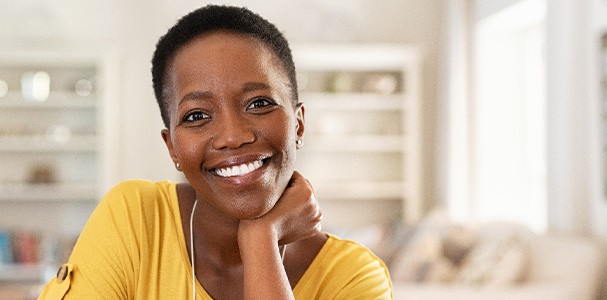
[173,131,207,168]
[264,116,298,167]
[264,112,296,145]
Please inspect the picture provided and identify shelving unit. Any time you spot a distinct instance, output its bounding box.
[0,50,118,290]
[292,45,422,228]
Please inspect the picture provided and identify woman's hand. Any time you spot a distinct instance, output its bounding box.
[238,171,322,245]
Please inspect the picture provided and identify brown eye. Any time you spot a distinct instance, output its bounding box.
[247,97,275,110]
[183,111,210,122]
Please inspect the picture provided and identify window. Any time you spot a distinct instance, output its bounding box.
[448,0,547,232]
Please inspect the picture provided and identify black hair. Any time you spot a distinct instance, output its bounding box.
[151,5,298,128]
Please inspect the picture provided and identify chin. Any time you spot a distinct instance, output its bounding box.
[225,189,280,220]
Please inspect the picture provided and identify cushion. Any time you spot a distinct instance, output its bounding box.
[454,223,531,287]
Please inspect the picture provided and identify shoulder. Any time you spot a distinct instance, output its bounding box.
[102,179,175,206]
[105,179,174,197]
[326,234,393,297]
[323,233,389,271]
[95,180,177,222]
[296,233,393,298]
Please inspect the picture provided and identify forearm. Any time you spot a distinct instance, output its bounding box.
[238,222,294,300]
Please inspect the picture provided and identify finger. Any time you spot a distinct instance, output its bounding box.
[286,171,304,188]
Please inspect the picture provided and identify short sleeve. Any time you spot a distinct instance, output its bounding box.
[38,181,146,299]
[334,254,393,300]
[37,264,74,299]
[294,234,393,300]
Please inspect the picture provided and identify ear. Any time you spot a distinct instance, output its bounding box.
[161,128,181,171]
[295,102,305,140]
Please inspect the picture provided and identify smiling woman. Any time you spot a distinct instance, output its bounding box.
[162,32,300,222]
[37,4,392,300]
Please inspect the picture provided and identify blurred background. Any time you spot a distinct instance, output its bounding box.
[0,0,606,299]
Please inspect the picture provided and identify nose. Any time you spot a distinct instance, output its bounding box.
[212,113,256,150]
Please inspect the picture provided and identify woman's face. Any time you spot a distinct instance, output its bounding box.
[162,31,304,220]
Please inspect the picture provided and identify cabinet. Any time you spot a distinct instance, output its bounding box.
[0,51,118,291]
[292,45,422,228]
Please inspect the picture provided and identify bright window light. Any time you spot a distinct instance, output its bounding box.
[472,0,547,232]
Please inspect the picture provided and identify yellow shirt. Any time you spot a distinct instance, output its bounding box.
[38,180,392,299]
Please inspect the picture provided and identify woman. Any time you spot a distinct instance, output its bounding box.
[39,5,392,299]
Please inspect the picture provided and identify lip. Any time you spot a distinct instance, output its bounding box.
[204,153,272,183]
[206,153,271,171]
[211,160,270,188]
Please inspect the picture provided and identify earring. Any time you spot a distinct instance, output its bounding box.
[175,162,181,169]
[296,139,303,148]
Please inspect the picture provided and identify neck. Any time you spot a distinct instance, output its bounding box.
[191,197,243,266]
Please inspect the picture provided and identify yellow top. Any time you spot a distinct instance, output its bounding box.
[38,180,392,299]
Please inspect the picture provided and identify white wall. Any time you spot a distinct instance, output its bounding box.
[546,0,607,237]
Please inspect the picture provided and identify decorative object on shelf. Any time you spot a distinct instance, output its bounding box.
[362,73,399,95]
[27,164,57,184]
[328,72,356,93]
[74,78,94,97]
[45,125,72,144]
[0,79,8,98]
[21,71,50,102]
[318,114,348,135]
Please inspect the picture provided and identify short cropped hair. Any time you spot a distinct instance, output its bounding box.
[151,5,298,127]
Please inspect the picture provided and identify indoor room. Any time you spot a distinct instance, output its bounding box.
[0,0,606,299]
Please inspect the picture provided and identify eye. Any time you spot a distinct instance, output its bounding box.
[182,111,210,123]
[247,97,276,110]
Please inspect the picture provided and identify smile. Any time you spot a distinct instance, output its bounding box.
[214,160,264,177]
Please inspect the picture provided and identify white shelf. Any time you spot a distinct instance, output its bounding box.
[302,135,404,152]
[0,92,97,109]
[312,181,404,201]
[301,93,407,111]
[293,44,420,71]
[0,135,97,152]
[0,183,98,202]
[0,264,45,282]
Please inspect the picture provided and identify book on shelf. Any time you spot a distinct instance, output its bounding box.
[0,229,12,263]
[14,231,38,264]
[0,229,77,266]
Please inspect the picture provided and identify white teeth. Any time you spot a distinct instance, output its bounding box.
[215,160,264,177]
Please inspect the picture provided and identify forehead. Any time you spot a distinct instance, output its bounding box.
[166,31,286,90]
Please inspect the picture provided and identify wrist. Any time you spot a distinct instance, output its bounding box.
[238,219,278,246]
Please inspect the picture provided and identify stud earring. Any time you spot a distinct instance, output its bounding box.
[296,139,303,148]
[175,162,181,169]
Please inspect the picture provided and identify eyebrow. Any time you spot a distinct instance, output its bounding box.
[179,90,213,106]
[242,82,271,93]
[178,82,272,106]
